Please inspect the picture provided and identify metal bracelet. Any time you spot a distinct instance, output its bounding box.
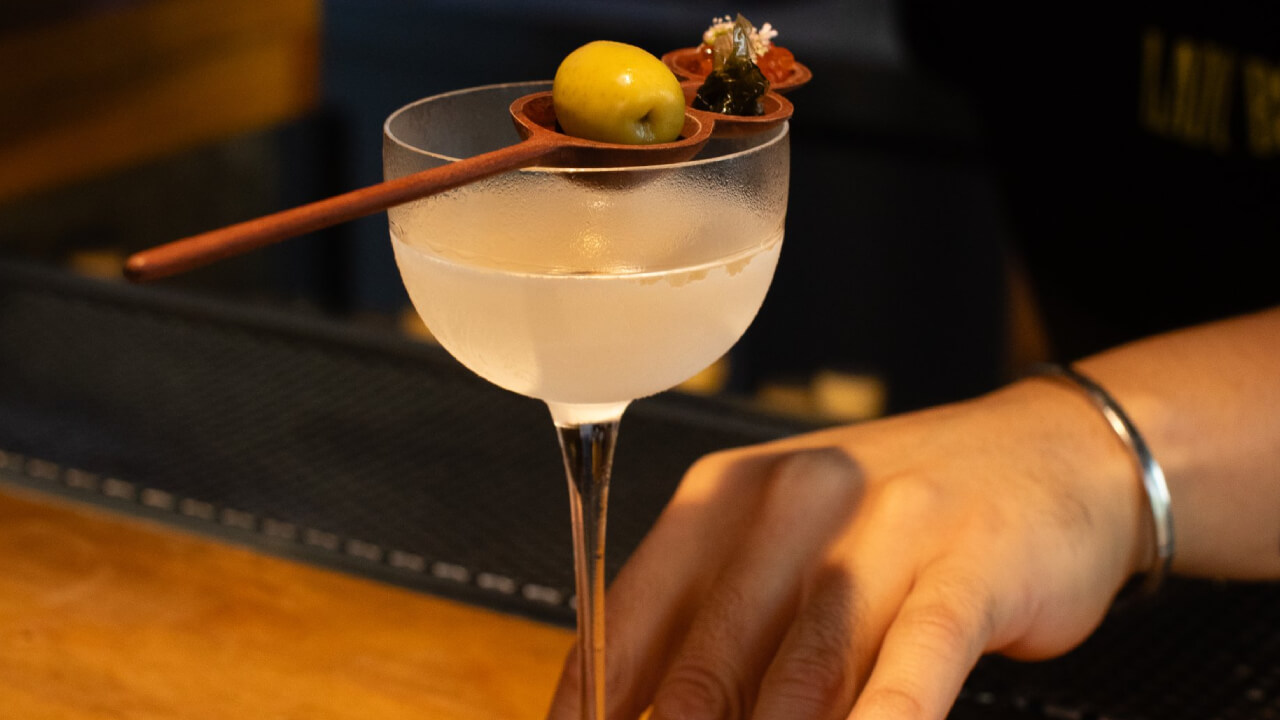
[1032,363,1174,596]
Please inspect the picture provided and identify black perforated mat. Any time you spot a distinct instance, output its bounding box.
[2,259,1277,719]
[0,260,809,624]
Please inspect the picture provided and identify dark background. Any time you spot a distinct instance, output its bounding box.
[0,0,1013,417]
[6,8,1280,720]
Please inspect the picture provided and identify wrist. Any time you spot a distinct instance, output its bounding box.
[1029,364,1173,595]
[976,375,1157,592]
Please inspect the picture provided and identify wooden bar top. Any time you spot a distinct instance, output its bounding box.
[0,485,573,719]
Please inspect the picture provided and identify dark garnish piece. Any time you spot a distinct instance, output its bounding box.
[691,15,770,116]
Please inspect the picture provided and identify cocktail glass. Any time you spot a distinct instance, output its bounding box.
[383,81,789,719]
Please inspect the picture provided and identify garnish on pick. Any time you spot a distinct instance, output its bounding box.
[691,14,771,116]
[697,15,795,85]
[552,40,686,145]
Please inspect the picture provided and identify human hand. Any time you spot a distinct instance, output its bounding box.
[546,378,1150,719]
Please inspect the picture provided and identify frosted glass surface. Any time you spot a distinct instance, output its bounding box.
[384,82,789,411]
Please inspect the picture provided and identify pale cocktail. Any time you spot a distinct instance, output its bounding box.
[384,81,789,718]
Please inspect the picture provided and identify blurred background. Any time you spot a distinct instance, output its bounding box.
[0,0,1034,422]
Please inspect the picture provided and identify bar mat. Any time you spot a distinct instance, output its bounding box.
[2,259,1277,720]
[959,578,1280,720]
[0,259,811,625]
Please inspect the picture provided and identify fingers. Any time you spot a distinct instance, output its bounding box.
[748,475,1001,720]
[749,482,930,720]
[548,445,1012,720]
[649,449,865,720]
[750,564,865,719]
[546,447,866,720]
[640,553,999,720]
[547,447,855,720]
[848,565,997,720]
[597,452,788,717]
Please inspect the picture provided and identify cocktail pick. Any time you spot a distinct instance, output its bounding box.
[123,86,793,283]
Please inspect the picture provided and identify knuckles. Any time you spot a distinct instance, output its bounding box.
[856,685,930,720]
[759,644,851,715]
[652,662,744,720]
[863,472,949,536]
[768,447,860,488]
[901,572,1000,662]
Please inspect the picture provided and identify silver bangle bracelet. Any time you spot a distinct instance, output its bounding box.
[1032,363,1174,595]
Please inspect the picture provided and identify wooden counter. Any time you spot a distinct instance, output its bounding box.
[0,486,573,719]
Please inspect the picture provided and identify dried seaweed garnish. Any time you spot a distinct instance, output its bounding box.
[691,14,770,116]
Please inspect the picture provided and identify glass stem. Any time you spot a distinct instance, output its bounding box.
[556,419,620,720]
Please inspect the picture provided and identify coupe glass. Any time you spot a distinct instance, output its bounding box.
[384,81,789,719]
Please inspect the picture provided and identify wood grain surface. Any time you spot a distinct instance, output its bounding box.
[0,486,573,719]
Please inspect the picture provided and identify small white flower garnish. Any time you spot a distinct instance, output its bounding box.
[702,14,777,58]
